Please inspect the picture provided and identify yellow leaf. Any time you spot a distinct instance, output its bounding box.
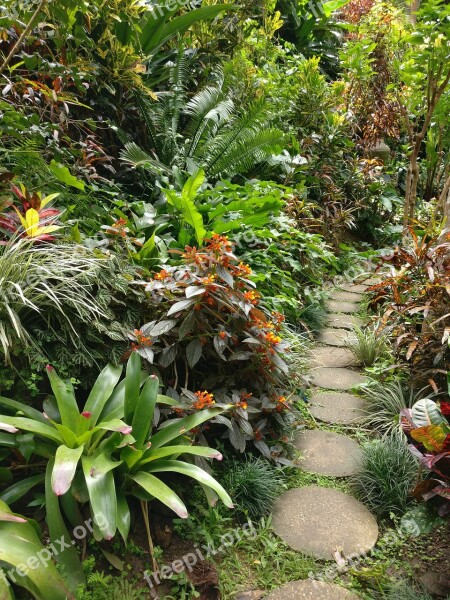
[41,193,60,208]
[24,208,40,237]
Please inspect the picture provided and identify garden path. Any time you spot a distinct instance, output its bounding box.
[268,278,380,599]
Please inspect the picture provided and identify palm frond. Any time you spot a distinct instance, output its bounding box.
[120,142,172,176]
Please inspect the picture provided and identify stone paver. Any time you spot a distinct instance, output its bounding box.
[317,328,354,347]
[326,300,360,314]
[264,580,360,599]
[294,430,363,477]
[310,346,360,368]
[338,284,368,294]
[331,291,365,302]
[310,367,366,390]
[308,391,368,425]
[327,313,363,330]
[272,486,379,560]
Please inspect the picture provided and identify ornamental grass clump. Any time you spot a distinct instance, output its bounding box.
[351,433,419,518]
[221,457,284,519]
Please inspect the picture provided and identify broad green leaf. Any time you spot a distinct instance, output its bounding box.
[145,460,233,508]
[183,169,205,202]
[49,160,85,190]
[82,455,117,540]
[139,445,222,466]
[45,367,82,433]
[0,396,47,424]
[52,445,84,496]
[132,472,188,518]
[45,461,85,590]
[0,474,45,506]
[0,416,61,444]
[149,407,225,449]
[117,494,131,544]
[83,363,123,428]
[124,352,141,424]
[132,375,159,448]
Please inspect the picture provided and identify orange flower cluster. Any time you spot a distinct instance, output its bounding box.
[207,233,234,253]
[132,329,152,347]
[243,290,260,305]
[265,332,282,345]
[106,218,128,238]
[154,269,170,281]
[275,395,288,412]
[193,390,215,410]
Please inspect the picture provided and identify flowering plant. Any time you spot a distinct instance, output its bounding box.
[130,234,298,459]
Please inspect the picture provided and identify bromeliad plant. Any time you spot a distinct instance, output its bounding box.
[0,500,72,599]
[0,353,232,592]
[400,392,450,515]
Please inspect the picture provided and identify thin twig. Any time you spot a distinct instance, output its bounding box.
[0,0,47,76]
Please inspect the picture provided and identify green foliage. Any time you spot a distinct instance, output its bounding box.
[347,325,390,367]
[79,571,148,600]
[351,434,419,518]
[220,457,284,519]
[121,58,284,185]
[0,499,71,599]
[361,380,421,436]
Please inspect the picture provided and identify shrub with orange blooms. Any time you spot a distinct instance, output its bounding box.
[130,235,298,460]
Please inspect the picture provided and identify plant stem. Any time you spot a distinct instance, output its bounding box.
[141,499,159,574]
[0,0,47,76]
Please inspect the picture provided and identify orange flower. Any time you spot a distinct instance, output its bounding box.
[265,332,282,345]
[236,262,252,276]
[133,329,153,347]
[237,401,248,410]
[219,331,228,339]
[193,390,215,410]
[154,269,170,281]
[243,290,260,305]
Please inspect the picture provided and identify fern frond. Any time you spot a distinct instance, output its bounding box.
[120,142,172,175]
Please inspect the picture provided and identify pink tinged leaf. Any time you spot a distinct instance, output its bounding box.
[81,411,92,419]
[214,452,223,461]
[117,425,132,435]
[51,445,84,496]
[0,422,18,433]
[0,509,26,523]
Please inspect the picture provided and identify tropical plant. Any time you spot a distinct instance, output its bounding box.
[0,499,72,599]
[121,57,284,186]
[351,433,419,517]
[0,239,106,362]
[0,184,62,242]
[346,325,390,367]
[400,394,450,514]
[370,227,450,391]
[361,379,423,435]
[0,354,232,590]
[220,457,284,519]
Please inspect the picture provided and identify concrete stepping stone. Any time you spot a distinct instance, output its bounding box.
[317,328,354,347]
[308,391,368,425]
[326,300,360,314]
[331,291,365,302]
[310,367,366,390]
[338,284,368,294]
[294,430,363,477]
[327,314,362,330]
[310,346,360,368]
[272,486,379,560]
[265,579,360,599]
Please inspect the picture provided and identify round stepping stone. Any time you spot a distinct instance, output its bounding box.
[327,314,363,330]
[265,579,360,599]
[317,328,354,347]
[294,430,363,477]
[310,347,360,368]
[272,486,379,560]
[309,391,368,425]
[326,300,360,314]
[310,367,366,390]
[332,291,365,302]
[338,284,368,294]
